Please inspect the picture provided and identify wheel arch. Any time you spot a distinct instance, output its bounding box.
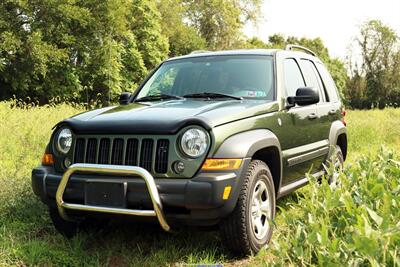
[329,121,347,161]
[212,129,283,195]
[251,146,281,195]
[336,133,347,161]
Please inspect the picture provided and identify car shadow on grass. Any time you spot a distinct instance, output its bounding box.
[2,187,305,267]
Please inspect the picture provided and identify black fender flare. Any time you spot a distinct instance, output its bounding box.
[197,129,283,219]
[212,129,282,159]
[328,121,347,158]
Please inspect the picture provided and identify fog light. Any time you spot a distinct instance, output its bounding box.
[64,158,71,168]
[173,161,185,173]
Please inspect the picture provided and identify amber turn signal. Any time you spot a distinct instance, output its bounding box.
[201,159,242,170]
[42,153,54,165]
[222,186,232,200]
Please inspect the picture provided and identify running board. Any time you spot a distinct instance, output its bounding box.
[277,171,324,198]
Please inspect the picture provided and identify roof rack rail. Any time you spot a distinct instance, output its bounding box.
[285,44,316,56]
[190,50,211,55]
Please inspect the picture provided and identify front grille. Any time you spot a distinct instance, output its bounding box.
[73,137,169,174]
[140,139,154,172]
[86,138,97,163]
[74,138,85,163]
[155,139,169,173]
[98,139,110,164]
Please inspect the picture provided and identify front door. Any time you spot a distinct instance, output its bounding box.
[280,57,324,185]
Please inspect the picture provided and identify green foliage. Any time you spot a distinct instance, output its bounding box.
[0,0,168,105]
[157,0,206,57]
[183,0,262,50]
[0,0,264,104]
[1,102,400,266]
[258,148,400,266]
[346,20,400,109]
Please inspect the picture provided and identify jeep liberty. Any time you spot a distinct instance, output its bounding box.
[32,45,347,255]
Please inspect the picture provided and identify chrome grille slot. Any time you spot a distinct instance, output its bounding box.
[125,138,139,166]
[98,138,111,164]
[140,139,154,172]
[155,139,169,173]
[74,138,85,163]
[86,138,97,163]
[111,138,124,165]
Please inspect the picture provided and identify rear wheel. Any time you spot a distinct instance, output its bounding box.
[219,160,276,255]
[324,145,344,185]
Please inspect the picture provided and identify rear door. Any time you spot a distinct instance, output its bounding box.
[297,59,332,172]
[314,61,342,128]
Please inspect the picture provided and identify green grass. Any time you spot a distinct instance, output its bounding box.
[0,101,399,266]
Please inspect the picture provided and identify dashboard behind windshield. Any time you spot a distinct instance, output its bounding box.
[136,55,275,100]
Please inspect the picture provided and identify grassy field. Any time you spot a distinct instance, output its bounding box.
[0,101,399,266]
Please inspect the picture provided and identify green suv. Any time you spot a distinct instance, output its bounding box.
[32,45,347,255]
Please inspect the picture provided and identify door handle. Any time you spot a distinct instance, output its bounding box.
[308,113,318,120]
[328,109,336,115]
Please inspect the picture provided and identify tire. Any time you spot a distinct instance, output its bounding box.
[49,208,79,238]
[219,160,276,255]
[324,145,344,185]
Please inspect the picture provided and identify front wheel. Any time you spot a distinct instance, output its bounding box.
[49,208,80,238]
[219,160,276,255]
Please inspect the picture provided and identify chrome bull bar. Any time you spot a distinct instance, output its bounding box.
[55,163,171,232]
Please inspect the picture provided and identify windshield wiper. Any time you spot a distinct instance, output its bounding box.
[183,92,243,100]
[134,93,184,102]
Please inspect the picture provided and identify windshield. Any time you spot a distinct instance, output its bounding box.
[136,55,275,100]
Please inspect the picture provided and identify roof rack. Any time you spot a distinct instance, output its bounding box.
[190,50,211,55]
[285,44,316,56]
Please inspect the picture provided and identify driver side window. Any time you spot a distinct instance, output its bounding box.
[283,58,305,96]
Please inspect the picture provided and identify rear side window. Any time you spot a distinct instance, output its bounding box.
[315,62,339,102]
[283,59,305,96]
[300,59,325,101]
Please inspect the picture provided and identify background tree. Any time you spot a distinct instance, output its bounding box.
[346,20,400,109]
[0,0,264,104]
[157,0,206,57]
[0,0,168,105]
[183,0,262,49]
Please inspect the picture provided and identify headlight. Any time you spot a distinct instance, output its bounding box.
[56,127,72,154]
[180,128,209,158]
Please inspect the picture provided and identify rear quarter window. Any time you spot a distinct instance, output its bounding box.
[315,62,340,102]
[299,59,326,101]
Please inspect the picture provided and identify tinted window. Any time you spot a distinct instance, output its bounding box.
[300,59,325,101]
[137,55,275,100]
[315,62,339,102]
[283,59,305,96]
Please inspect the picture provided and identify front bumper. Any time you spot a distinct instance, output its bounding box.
[32,159,250,228]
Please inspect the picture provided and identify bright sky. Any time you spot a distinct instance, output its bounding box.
[244,0,400,60]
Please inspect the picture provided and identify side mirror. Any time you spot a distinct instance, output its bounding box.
[119,92,132,105]
[287,87,319,107]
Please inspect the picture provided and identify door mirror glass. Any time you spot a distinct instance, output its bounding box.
[119,92,132,105]
[287,87,319,107]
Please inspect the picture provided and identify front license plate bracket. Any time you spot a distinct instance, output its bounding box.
[85,182,127,208]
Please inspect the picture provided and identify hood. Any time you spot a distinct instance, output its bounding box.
[60,99,278,134]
